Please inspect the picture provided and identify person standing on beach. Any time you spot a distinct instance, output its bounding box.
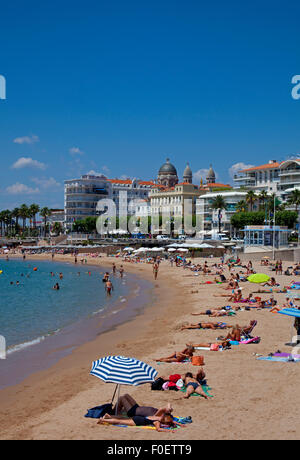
[74,256,77,264]
[119,265,124,278]
[153,262,159,280]
[112,263,116,275]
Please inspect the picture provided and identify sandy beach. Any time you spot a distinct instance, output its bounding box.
[0,253,300,440]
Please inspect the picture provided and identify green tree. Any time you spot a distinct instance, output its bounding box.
[287,189,300,212]
[246,191,257,212]
[19,204,30,231]
[40,207,51,236]
[211,195,227,233]
[236,200,247,213]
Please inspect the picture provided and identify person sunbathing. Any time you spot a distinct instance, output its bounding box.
[217,320,257,341]
[97,412,180,432]
[155,346,194,363]
[191,308,235,317]
[180,321,231,331]
[114,393,173,419]
[182,372,210,399]
[262,277,278,287]
[186,340,231,349]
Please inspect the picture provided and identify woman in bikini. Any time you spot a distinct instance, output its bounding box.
[97,413,179,432]
[180,321,230,331]
[155,346,194,363]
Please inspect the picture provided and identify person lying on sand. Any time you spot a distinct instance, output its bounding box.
[186,340,231,349]
[155,346,194,363]
[217,320,257,342]
[97,413,181,432]
[180,321,231,331]
[182,372,210,399]
[114,393,173,419]
[262,277,279,287]
[191,308,236,317]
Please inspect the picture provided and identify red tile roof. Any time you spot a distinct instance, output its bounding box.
[240,162,281,172]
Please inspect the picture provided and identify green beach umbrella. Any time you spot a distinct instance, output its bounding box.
[247,273,270,284]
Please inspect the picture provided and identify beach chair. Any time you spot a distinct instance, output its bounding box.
[241,320,258,340]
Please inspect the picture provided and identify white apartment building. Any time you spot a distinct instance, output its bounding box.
[233,158,300,203]
[233,160,280,193]
[196,190,248,232]
[64,174,111,229]
[64,175,155,230]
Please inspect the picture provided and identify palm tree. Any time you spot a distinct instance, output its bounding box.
[236,200,247,213]
[2,210,12,236]
[11,207,20,233]
[258,190,268,211]
[40,207,51,236]
[19,204,29,232]
[29,203,40,232]
[288,189,300,212]
[211,195,227,233]
[246,190,257,212]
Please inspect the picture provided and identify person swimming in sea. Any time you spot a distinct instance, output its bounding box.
[53,283,60,290]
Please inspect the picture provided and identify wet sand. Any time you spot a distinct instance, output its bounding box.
[0,254,300,440]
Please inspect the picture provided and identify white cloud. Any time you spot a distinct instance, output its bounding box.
[6,183,40,195]
[13,135,39,144]
[102,165,110,174]
[12,157,47,170]
[31,177,61,189]
[69,147,84,155]
[228,162,255,179]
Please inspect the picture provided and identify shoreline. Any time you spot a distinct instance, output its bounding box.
[0,253,184,440]
[0,256,154,390]
[1,254,300,440]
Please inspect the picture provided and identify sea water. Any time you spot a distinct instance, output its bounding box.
[0,258,130,353]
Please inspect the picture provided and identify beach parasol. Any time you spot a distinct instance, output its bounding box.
[262,256,270,259]
[90,356,158,413]
[168,248,177,252]
[278,308,300,347]
[247,273,270,284]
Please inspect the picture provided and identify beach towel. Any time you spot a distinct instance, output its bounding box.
[257,356,300,362]
[99,415,189,430]
[156,359,191,365]
[180,384,213,398]
[239,336,260,344]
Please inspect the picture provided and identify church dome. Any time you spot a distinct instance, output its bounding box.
[158,158,177,175]
[183,162,192,178]
[206,164,216,183]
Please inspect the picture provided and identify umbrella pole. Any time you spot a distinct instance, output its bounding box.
[115,384,121,415]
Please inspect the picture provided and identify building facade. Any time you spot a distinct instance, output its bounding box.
[196,190,248,232]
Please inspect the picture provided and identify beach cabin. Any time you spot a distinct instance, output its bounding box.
[243,225,290,250]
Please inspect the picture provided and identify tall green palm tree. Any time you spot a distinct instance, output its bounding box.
[236,200,247,213]
[2,210,12,236]
[258,190,268,211]
[0,211,5,236]
[29,203,40,232]
[11,207,20,233]
[19,204,30,231]
[211,195,227,233]
[246,190,257,212]
[288,189,300,212]
[40,207,51,236]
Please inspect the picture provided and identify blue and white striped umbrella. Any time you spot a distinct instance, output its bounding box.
[90,356,158,386]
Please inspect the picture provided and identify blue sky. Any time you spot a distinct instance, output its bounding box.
[0,0,300,209]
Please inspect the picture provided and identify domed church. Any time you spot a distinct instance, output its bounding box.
[157,158,179,187]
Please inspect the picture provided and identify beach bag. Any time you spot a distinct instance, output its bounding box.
[191,355,204,366]
[169,374,181,383]
[84,403,113,419]
[151,377,165,391]
[210,343,219,351]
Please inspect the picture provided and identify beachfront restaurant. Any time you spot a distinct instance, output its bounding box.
[243,225,290,249]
